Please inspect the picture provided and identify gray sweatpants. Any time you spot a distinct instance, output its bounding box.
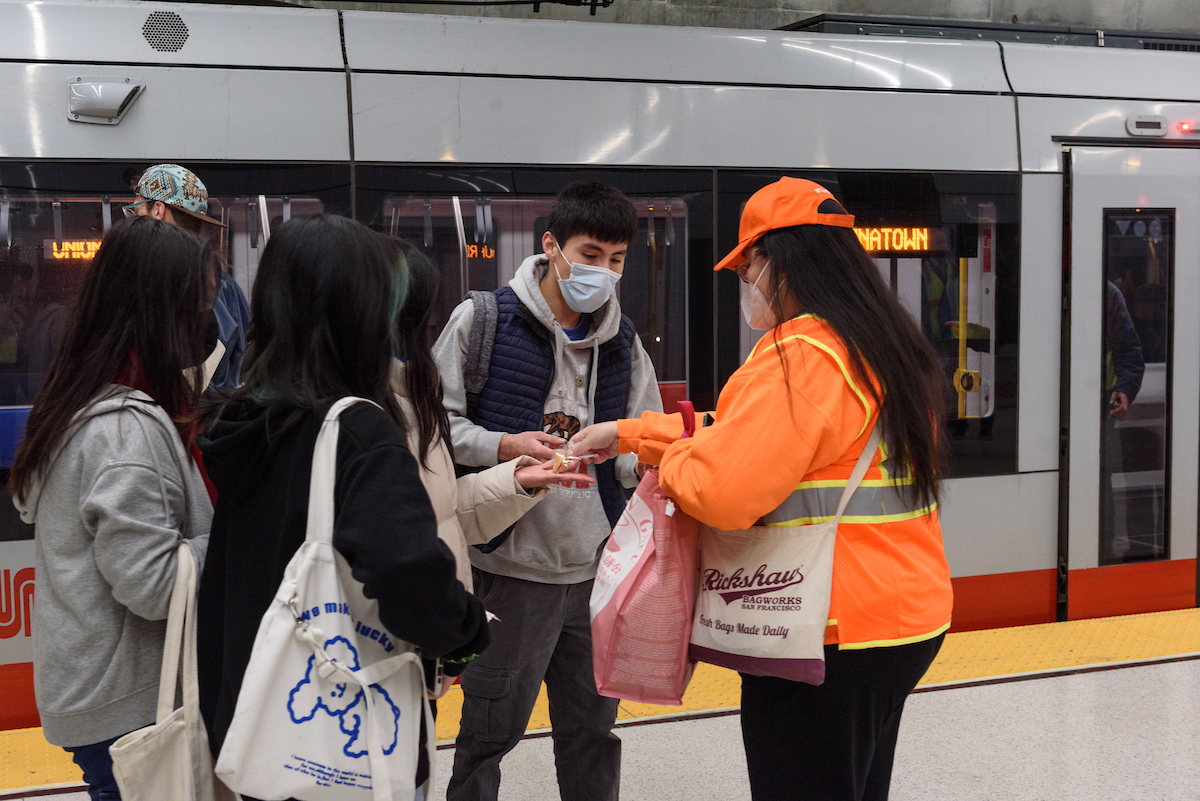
[447,570,621,801]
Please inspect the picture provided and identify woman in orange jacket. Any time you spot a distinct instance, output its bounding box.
[571,177,954,801]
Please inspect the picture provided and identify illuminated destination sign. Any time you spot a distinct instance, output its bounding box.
[44,240,101,260]
[854,227,933,253]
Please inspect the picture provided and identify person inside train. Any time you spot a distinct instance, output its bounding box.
[8,216,219,801]
[390,239,595,679]
[432,181,662,801]
[570,177,954,801]
[23,256,87,401]
[194,214,489,799]
[126,163,251,391]
[1101,278,1145,562]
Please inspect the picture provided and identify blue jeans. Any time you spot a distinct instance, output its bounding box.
[63,734,126,801]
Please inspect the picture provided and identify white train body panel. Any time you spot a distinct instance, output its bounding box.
[0,0,342,68]
[351,73,1019,170]
[1002,42,1200,102]
[1017,173,1063,475]
[0,64,350,161]
[940,473,1059,577]
[340,12,1012,92]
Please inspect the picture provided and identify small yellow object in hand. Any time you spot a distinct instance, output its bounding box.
[552,449,582,473]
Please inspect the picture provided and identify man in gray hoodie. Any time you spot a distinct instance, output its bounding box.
[435,182,661,801]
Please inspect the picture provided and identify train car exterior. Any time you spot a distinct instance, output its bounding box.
[1,0,1199,731]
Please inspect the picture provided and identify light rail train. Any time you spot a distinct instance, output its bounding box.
[1,0,1199,732]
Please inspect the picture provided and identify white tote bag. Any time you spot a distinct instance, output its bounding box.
[214,398,434,801]
[110,540,234,801]
[689,425,881,685]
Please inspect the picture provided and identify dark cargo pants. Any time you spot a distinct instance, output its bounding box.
[447,570,621,801]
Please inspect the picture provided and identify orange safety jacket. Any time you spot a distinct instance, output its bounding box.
[617,314,953,649]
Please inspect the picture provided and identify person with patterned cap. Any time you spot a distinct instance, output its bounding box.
[571,176,954,801]
[126,164,251,391]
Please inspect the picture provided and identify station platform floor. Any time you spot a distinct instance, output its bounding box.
[3,606,1199,799]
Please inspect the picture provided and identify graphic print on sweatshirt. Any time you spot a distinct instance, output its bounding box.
[544,349,593,495]
[287,636,400,758]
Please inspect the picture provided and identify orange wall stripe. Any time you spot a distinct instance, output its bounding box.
[949,569,1057,632]
[0,663,39,731]
[1069,559,1197,620]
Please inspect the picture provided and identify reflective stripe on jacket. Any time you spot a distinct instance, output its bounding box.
[617,314,953,648]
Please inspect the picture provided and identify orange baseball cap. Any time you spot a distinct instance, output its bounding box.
[714,177,855,272]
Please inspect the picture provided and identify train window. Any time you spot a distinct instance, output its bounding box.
[378,195,688,386]
[0,194,110,406]
[360,167,716,412]
[720,171,1021,479]
[214,196,327,298]
[0,192,327,408]
[0,161,351,541]
[0,192,113,543]
[1099,209,1172,565]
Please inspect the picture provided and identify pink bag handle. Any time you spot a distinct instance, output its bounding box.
[678,400,696,439]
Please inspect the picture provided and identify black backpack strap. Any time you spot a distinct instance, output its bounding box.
[462,289,498,421]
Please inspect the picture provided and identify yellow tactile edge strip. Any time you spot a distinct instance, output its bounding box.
[5,607,1200,792]
[0,726,82,797]
[917,651,1200,691]
[433,607,1200,744]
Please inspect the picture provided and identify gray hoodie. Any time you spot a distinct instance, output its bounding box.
[14,387,212,747]
[433,255,662,584]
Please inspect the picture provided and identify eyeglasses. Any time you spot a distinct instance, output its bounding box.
[735,248,767,283]
[122,199,151,219]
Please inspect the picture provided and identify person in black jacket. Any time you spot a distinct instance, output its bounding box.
[196,214,490,796]
[1101,279,1146,562]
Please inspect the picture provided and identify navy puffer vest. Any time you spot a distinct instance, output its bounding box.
[472,286,636,528]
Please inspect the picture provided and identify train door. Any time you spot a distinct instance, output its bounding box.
[375,191,694,412]
[1063,146,1200,618]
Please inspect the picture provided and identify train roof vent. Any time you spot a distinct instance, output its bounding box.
[143,11,189,53]
[1143,40,1200,52]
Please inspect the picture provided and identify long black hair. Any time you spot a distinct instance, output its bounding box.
[227,214,408,433]
[11,216,218,502]
[757,224,946,510]
[393,241,452,468]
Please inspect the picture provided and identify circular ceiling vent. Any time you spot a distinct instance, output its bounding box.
[143,11,188,53]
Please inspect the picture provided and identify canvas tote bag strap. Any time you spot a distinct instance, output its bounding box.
[154,540,196,723]
[353,656,438,800]
[305,397,381,545]
[300,396,413,801]
[313,649,422,801]
[829,423,882,528]
[179,542,204,727]
[419,684,436,800]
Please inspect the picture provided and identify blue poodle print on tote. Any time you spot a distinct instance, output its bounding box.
[287,636,401,757]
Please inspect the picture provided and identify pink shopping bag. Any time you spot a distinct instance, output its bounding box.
[589,403,700,706]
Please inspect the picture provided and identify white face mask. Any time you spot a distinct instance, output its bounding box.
[740,264,779,330]
[552,238,622,314]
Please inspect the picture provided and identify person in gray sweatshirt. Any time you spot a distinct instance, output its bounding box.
[434,182,662,801]
[9,216,218,801]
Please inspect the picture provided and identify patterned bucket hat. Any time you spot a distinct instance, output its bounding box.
[136,164,227,228]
